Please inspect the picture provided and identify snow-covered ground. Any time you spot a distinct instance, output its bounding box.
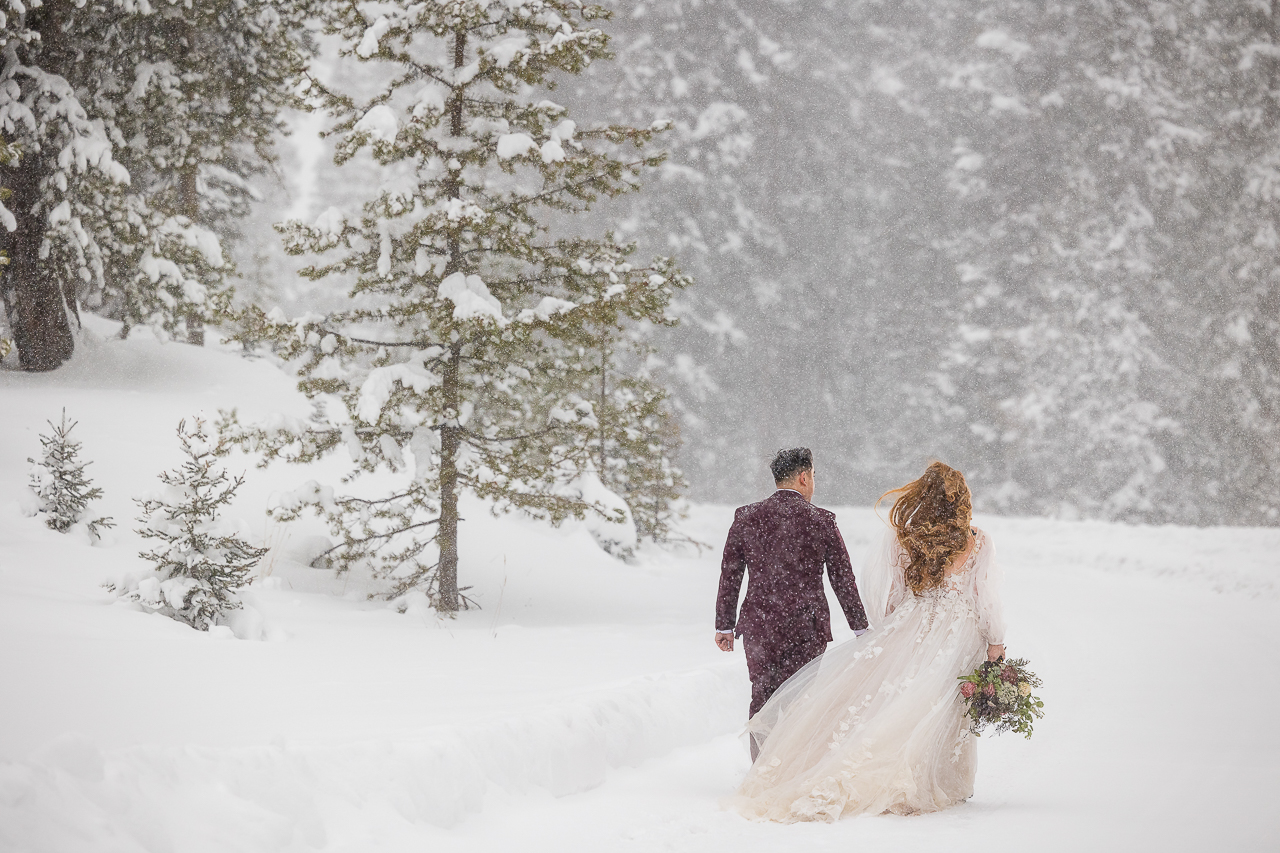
[2,321,1278,852]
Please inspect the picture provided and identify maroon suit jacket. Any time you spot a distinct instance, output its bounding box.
[715,489,868,645]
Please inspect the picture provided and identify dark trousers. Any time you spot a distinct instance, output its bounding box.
[743,630,827,759]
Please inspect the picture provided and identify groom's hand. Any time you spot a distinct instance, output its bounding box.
[715,631,734,652]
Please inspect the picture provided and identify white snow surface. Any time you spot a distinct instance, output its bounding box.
[438,271,505,324]
[538,119,577,163]
[353,105,398,143]
[976,29,1034,61]
[412,83,448,119]
[487,35,530,69]
[313,206,344,236]
[356,361,442,424]
[355,16,391,59]
[1,317,1278,851]
[528,295,576,321]
[496,132,537,160]
[0,197,16,232]
[540,138,566,163]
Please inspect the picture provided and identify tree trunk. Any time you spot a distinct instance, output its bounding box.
[434,26,468,613]
[177,15,204,347]
[598,343,608,475]
[179,164,204,347]
[437,345,461,612]
[2,152,76,371]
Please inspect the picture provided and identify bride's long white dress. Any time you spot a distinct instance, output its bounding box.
[727,526,1006,821]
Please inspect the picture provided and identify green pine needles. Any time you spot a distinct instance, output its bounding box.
[224,0,690,612]
[119,418,266,631]
[27,409,114,540]
[587,332,689,547]
[958,657,1045,738]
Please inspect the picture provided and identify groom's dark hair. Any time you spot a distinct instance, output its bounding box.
[771,447,813,484]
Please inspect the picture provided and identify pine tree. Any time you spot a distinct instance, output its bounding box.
[1148,1,1280,524]
[0,1,314,369]
[583,318,687,546]
[583,0,967,504]
[81,0,317,344]
[916,1,1280,523]
[509,0,1280,524]
[0,2,122,370]
[909,0,1173,519]
[0,132,15,361]
[121,418,265,631]
[225,0,689,611]
[27,409,114,538]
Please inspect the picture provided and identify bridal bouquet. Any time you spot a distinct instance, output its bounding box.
[958,658,1044,737]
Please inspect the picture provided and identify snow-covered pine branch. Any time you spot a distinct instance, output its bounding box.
[592,336,689,547]
[26,409,114,540]
[93,0,319,345]
[0,0,315,369]
[231,0,691,611]
[112,418,265,632]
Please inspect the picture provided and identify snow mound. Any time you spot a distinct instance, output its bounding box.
[0,666,743,849]
[356,16,391,58]
[354,105,398,143]
[496,132,536,159]
[438,271,505,324]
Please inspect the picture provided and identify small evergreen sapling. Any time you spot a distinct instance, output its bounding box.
[27,410,114,538]
[122,418,266,631]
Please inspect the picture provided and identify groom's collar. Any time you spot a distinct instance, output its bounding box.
[774,488,804,497]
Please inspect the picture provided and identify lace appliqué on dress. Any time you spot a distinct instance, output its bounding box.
[914,532,984,629]
[733,530,993,822]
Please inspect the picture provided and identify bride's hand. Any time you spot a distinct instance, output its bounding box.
[986,644,1005,662]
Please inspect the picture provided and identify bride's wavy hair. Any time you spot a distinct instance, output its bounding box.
[876,462,973,594]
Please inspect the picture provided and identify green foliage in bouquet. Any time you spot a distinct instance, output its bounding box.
[958,658,1044,738]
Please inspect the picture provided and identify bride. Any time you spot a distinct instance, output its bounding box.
[727,461,1006,821]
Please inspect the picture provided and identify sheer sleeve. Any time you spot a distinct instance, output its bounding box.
[859,527,909,631]
[972,530,1006,645]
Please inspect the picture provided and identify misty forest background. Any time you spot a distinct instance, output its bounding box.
[8,0,1280,527]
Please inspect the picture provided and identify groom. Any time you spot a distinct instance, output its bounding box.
[714,448,869,756]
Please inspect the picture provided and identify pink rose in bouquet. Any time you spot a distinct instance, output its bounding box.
[959,657,1044,738]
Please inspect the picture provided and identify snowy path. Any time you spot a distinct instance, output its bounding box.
[3,325,1279,851]
[442,523,1280,853]
[4,506,1277,852]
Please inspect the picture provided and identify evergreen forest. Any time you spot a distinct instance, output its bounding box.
[4,0,1278,528]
